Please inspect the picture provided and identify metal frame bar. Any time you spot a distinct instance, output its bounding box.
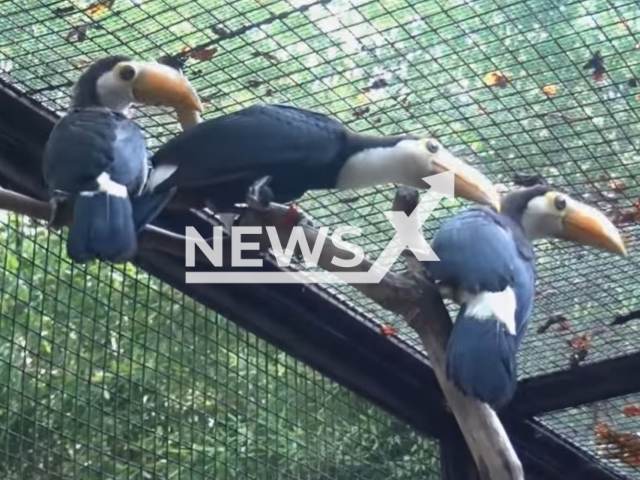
[0,78,624,480]
[511,352,640,417]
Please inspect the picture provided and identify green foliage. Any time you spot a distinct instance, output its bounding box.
[0,215,438,479]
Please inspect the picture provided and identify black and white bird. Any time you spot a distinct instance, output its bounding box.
[42,55,202,263]
[425,185,627,406]
[144,104,501,226]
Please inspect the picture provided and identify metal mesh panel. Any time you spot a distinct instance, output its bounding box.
[2,0,638,380]
[540,394,640,479]
[0,213,440,479]
[2,0,640,475]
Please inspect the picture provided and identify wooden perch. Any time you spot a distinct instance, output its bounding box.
[0,185,523,480]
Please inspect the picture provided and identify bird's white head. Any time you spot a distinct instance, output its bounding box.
[509,186,627,257]
[71,55,203,129]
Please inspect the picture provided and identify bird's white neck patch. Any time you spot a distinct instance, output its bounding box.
[336,142,423,190]
[461,288,517,335]
[80,172,128,198]
[96,70,135,113]
[521,196,561,240]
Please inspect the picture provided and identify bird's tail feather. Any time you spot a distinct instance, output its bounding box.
[67,193,136,264]
[446,312,518,407]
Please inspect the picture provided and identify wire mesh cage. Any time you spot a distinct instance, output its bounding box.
[0,213,440,479]
[1,0,640,477]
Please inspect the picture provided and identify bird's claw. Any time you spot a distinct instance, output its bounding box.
[246,176,274,211]
[47,196,66,230]
[48,198,58,225]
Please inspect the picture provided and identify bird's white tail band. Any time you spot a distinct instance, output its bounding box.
[79,172,128,198]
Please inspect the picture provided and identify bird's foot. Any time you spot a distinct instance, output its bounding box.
[47,195,67,230]
[246,176,274,211]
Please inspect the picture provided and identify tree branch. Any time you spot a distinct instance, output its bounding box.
[0,185,523,480]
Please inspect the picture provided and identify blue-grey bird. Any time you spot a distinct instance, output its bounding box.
[425,185,627,407]
[42,55,202,263]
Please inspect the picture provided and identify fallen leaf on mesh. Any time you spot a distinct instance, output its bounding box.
[66,24,89,43]
[483,71,509,88]
[398,96,412,108]
[568,334,590,367]
[380,325,398,337]
[583,51,606,82]
[211,25,230,37]
[352,106,370,118]
[246,79,263,89]
[362,78,388,92]
[594,422,640,467]
[610,179,627,193]
[537,314,568,334]
[54,6,76,17]
[622,404,640,417]
[251,51,279,62]
[183,47,217,61]
[612,208,640,226]
[568,334,591,351]
[542,84,558,96]
[86,0,115,18]
[74,58,92,69]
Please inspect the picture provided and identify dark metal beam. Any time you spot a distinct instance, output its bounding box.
[509,352,640,417]
[0,77,625,480]
[440,434,480,480]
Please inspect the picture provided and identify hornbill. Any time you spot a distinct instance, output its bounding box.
[144,104,501,227]
[424,185,627,407]
[42,55,202,263]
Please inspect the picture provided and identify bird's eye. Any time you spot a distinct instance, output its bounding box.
[554,195,567,211]
[119,65,136,81]
[426,140,439,153]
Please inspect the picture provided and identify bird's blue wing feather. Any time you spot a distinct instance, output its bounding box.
[111,117,148,194]
[427,207,536,340]
[43,108,146,194]
[427,208,521,292]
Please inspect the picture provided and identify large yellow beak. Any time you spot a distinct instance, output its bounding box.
[560,201,627,257]
[430,149,501,212]
[132,62,203,129]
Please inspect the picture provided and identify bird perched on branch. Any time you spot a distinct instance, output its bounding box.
[42,55,202,263]
[144,103,500,226]
[424,185,627,407]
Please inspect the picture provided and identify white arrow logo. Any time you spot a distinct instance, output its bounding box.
[185,172,453,284]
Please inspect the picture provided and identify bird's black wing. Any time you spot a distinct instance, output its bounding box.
[148,104,349,193]
[43,108,147,196]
